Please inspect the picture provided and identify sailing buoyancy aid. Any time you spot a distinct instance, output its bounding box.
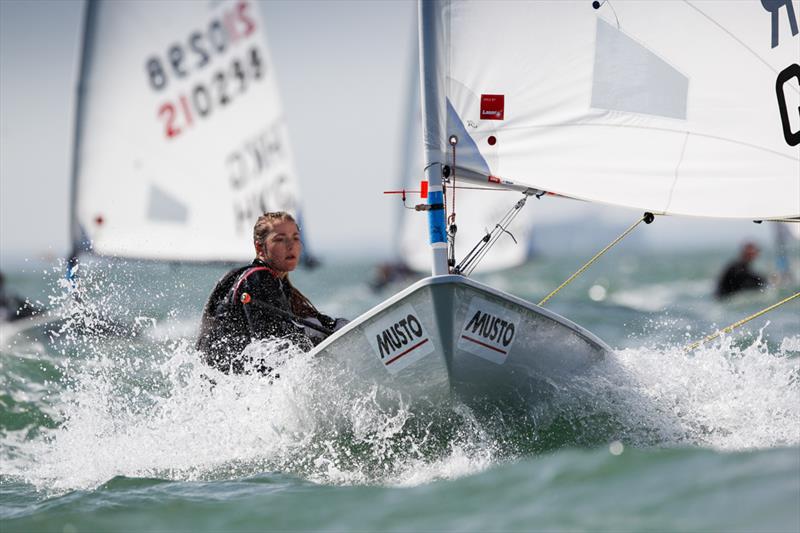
[196,261,310,374]
[196,264,251,371]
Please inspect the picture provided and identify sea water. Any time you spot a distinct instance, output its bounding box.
[1,249,798,532]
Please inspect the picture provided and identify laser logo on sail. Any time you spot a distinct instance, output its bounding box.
[480,94,505,120]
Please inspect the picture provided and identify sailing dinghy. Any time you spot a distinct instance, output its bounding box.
[313,0,799,409]
[70,0,308,264]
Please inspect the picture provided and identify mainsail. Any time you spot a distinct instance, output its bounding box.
[71,0,304,262]
[396,34,534,273]
[421,0,800,225]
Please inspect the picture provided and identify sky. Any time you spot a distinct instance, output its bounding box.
[0,0,782,271]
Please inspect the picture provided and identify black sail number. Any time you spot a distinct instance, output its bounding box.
[776,63,800,147]
[157,47,265,140]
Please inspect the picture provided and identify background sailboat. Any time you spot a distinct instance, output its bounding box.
[374,27,536,291]
[392,34,535,275]
[70,0,313,265]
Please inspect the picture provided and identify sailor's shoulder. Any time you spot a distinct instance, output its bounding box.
[236,265,281,294]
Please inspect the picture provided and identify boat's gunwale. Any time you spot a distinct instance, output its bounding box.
[311,275,612,355]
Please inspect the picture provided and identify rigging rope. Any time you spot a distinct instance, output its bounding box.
[456,194,530,276]
[447,137,458,271]
[450,143,457,226]
[684,291,800,352]
[537,212,655,306]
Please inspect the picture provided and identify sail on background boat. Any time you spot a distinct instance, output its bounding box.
[394,28,534,273]
[397,95,536,273]
[71,0,304,262]
[426,0,799,222]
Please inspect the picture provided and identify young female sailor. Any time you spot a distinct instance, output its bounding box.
[197,212,345,374]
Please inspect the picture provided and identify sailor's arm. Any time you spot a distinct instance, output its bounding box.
[239,272,313,349]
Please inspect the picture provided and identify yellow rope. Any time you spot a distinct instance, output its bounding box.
[538,213,652,307]
[684,291,800,352]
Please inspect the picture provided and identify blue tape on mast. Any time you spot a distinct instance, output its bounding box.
[427,190,447,244]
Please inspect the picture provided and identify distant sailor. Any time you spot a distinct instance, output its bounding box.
[197,212,346,374]
[369,261,414,292]
[0,271,40,322]
[715,242,766,299]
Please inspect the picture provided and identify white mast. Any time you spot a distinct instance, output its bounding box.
[68,0,97,272]
[418,0,449,276]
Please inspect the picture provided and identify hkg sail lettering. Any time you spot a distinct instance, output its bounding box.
[376,314,425,359]
[226,124,287,190]
[231,171,297,235]
[464,310,515,348]
[226,123,297,234]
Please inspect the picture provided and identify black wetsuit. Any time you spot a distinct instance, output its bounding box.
[196,259,335,374]
[0,289,38,322]
[715,260,765,299]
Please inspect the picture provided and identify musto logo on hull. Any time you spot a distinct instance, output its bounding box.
[365,303,435,374]
[457,297,521,364]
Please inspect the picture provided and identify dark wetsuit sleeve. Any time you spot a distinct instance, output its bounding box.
[314,312,337,332]
[716,261,765,298]
[237,270,312,349]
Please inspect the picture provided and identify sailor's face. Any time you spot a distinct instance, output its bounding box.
[261,221,302,273]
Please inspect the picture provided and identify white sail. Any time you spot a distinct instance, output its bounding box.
[426,0,800,221]
[400,189,534,273]
[397,27,534,273]
[72,0,302,262]
[398,116,534,272]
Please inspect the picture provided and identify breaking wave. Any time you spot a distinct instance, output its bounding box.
[1,261,798,494]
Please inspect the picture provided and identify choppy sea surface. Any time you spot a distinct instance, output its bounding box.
[1,248,798,532]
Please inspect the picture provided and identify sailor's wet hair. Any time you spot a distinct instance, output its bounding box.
[252,211,318,318]
[253,212,298,243]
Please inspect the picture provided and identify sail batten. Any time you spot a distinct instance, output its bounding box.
[427,0,800,221]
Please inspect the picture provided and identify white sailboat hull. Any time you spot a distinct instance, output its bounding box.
[312,275,610,408]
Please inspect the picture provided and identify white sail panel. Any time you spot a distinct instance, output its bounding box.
[438,0,800,220]
[787,222,800,240]
[74,0,301,261]
[400,187,533,273]
[398,50,533,273]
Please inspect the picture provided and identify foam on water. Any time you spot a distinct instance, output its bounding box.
[5,335,504,492]
[1,261,501,491]
[610,279,710,313]
[2,261,798,495]
[582,331,800,450]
